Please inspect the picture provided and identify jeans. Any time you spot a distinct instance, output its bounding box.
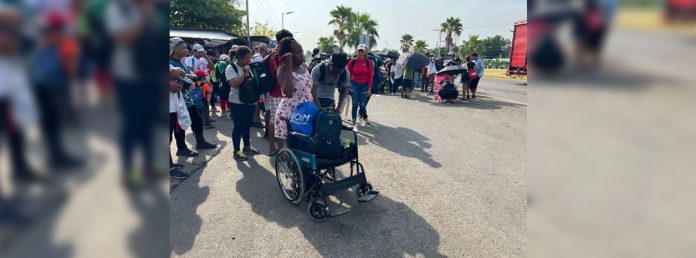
[230,103,255,151]
[350,81,369,121]
[390,78,401,94]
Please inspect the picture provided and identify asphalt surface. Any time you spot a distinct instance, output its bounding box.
[170,77,527,257]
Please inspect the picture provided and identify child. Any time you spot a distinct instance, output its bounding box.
[194,70,214,129]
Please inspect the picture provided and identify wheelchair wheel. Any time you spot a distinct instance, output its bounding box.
[355,183,373,199]
[307,200,328,222]
[275,148,304,204]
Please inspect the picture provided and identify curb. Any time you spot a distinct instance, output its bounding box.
[484,73,527,81]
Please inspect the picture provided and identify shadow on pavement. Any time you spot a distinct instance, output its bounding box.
[234,158,447,257]
[357,122,441,168]
[170,168,210,256]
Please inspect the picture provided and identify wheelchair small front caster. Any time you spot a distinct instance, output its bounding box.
[308,200,328,222]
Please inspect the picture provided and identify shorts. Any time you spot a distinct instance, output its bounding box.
[265,95,281,121]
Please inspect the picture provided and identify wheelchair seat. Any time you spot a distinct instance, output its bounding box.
[287,132,357,170]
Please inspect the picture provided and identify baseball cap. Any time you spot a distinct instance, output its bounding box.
[357,44,367,51]
[194,70,208,78]
[192,44,205,52]
[206,49,219,57]
[220,54,230,61]
[169,37,185,56]
[328,52,348,69]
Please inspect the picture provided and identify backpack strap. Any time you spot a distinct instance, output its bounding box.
[318,63,326,82]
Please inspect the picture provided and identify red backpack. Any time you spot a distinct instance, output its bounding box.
[467,67,478,80]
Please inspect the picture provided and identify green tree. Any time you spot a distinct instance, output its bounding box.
[344,12,379,50]
[250,22,276,38]
[458,35,484,59]
[413,40,428,53]
[328,5,354,49]
[400,34,414,50]
[317,36,337,53]
[170,0,246,36]
[440,17,463,53]
[480,35,512,59]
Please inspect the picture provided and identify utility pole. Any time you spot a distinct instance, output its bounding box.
[246,0,250,48]
[434,29,442,57]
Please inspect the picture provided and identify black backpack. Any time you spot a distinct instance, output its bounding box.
[255,57,276,94]
[313,111,343,159]
[309,57,323,73]
[230,64,261,104]
[438,81,459,100]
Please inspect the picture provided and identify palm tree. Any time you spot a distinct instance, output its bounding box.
[400,34,414,50]
[413,40,428,53]
[317,36,337,54]
[328,5,353,49]
[344,12,379,50]
[440,17,463,53]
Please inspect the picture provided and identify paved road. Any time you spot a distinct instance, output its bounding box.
[170,77,527,257]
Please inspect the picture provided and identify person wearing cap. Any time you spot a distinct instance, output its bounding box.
[169,37,217,156]
[31,10,84,171]
[215,54,231,115]
[194,70,214,129]
[185,43,214,81]
[346,44,374,127]
[311,52,350,110]
[206,49,221,113]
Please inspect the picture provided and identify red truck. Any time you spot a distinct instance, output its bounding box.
[507,20,527,78]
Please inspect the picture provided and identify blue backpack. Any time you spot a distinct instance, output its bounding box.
[290,101,320,135]
[190,82,205,109]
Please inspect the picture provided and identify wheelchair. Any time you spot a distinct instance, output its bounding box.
[275,112,378,222]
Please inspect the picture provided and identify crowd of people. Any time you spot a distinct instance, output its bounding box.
[168,28,487,180]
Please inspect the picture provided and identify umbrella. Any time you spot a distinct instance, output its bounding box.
[377,50,400,59]
[436,65,466,76]
[397,52,430,70]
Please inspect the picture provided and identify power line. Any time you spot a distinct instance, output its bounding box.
[258,0,282,30]
[252,0,279,29]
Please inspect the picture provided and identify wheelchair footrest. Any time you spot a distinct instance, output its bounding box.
[328,206,352,218]
[357,190,379,202]
[321,173,366,196]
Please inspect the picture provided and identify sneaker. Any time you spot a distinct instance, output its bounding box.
[196,141,217,150]
[243,146,261,156]
[364,119,371,125]
[176,149,198,157]
[234,150,248,161]
[359,118,366,127]
[204,124,215,129]
[169,168,190,179]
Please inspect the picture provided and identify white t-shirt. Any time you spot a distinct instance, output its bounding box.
[252,54,264,63]
[224,62,255,105]
[185,56,209,81]
[169,64,179,113]
[105,0,141,81]
[393,62,404,79]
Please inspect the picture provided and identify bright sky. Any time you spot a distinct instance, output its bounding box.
[245,0,526,52]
